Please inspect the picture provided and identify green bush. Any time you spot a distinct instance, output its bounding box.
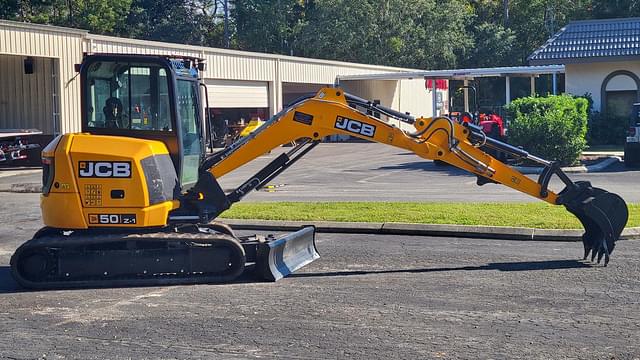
[587,111,628,146]
[505,95,588,166]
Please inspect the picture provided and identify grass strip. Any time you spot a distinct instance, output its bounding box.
[222,202,640,229]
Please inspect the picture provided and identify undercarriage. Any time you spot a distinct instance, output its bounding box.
[11,225,318,289]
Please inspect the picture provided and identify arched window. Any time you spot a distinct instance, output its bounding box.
[601,70,640,118]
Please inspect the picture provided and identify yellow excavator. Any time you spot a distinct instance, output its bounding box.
[10,54,629,289]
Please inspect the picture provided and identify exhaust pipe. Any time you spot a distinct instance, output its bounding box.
[255,226,320,281]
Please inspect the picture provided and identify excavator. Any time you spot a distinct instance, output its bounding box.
[10,54,629,289]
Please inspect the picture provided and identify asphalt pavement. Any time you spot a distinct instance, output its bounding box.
[218,143,640,203]
[2,143,639,202]
[1,227,639,359]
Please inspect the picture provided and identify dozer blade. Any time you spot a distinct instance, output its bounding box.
[255,226,319,281]
[560,181,629,266]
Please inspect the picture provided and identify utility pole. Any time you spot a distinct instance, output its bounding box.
[544,4,557,35]
[223,0,230,48]
[503,0,509,27]
[67,0,73,26]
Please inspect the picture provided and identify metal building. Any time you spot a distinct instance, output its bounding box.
[0,20,441,140]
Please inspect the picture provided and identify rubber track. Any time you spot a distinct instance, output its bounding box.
[10,230,247,290]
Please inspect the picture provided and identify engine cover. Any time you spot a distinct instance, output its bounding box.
[41,134,180,229]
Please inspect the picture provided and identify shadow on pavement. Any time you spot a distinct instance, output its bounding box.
[0,264,268,294]
[0,266,21,293]
[292,259,592,278]
[376,161,472,176]
[594,162,640,173]
[0,260,593,293]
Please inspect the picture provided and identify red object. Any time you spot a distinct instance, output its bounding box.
[479,114,505,138]
[629,127,637,137]
[425,79,448,90]
[446,112,505,139]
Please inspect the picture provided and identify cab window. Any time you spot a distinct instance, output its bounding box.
[85,61,172,131]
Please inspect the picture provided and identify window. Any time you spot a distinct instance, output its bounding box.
[606,91,636,118]
[86,61,172,131]
[177,79,202,187]
[601,71,640,117]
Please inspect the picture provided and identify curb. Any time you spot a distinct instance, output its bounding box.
[514,156,621,175]
[220,218,640,242]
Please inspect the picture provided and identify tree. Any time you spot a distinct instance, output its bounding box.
[463,22,516,67]
[74,0,133,34]
[590,0,640,18]
[0,0,19,19]
[9,0,132,35]
[124,0,200,43]
[462,0,517,67]
[297,0,473,69]
[233,0,307,54]
[505,0,591,64]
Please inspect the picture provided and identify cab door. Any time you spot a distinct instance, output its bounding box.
[175,77,204,190]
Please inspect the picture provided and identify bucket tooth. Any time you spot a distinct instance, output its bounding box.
[255,226,319,281]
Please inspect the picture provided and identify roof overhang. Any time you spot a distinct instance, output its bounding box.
[336,65,565,83]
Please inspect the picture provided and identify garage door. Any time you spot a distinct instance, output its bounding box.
[205,80,269,108]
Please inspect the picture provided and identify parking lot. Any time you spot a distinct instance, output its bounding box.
[0,143,639,359]
[1,229,640,359]
[3,143,640,203]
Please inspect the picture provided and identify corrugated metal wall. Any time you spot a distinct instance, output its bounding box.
[398,79,435,118]
[279,58,416,84]
[1,20,432,134]
[341,80,399,108]
[0,55,55,133]
[0,21,85,134]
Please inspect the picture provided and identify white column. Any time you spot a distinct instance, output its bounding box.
[505,76,511,104]
[530,76,536,96]
[552,73,558,95]
[463,79,469,112]
[268,81,278,117]
[275,58,283,113]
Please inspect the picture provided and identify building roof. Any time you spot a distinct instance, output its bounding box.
[528,17,640,65]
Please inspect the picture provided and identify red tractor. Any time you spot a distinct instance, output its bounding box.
[447,85,506,141]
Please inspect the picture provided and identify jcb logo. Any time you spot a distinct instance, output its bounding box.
[335,116,376,137]
[79,161,131,178]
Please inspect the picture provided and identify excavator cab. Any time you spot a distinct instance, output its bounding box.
[81,54,204,190]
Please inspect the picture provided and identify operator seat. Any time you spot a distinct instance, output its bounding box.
[103,97,125,128]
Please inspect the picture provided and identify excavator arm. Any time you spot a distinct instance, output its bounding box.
[191,88,628,265]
